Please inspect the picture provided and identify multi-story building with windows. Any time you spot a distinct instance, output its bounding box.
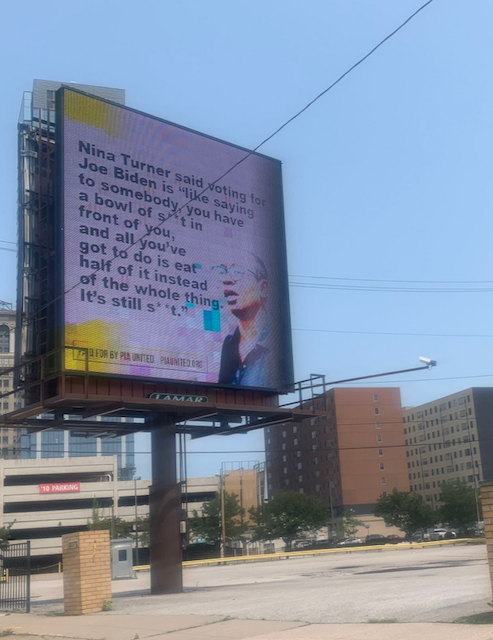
[20,426,136,478]
[0,305,21,458]
[265,387,409,516]
[403,388,492,507]
[0,458,261,565]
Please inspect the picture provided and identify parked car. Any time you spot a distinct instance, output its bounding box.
[387,535,405,543]
[430,529,457,541]
[411,531,431,542]
[293,540,314,550]
[337,537,362,546]
[366,534,387,544]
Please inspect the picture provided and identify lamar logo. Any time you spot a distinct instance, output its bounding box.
[149,393,208,403]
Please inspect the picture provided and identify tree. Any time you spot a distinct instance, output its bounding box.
[189,492,248,544]
[340,511,365,537]
[118,464,136,481]
[440,481,479,532]
[250,491,328,551]
[136,514,150,548]
[374,489,436,537]
[87,499,133,539]
[0,521,15,544]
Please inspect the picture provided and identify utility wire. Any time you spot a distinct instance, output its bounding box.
[13,440,480,456]
[0,234,489,286]
[292,328,493,339]
[291,274,493,285]
[289,282,493,293]
[24,0,436,324]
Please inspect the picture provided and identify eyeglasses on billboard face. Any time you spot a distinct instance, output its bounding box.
[212,264,259,282]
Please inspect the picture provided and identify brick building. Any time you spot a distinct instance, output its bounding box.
[265,387,409,515]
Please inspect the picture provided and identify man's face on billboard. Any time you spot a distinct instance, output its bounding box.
[216,258,267,319]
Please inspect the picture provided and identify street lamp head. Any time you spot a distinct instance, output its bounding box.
[419,356,437,368]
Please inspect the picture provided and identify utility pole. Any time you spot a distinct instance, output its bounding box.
[327,480,334,540]
[216,471,229,558]
[134,476,141,567]
[221,477,226,558]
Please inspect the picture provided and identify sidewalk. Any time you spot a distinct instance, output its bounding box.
[2,614,493,640]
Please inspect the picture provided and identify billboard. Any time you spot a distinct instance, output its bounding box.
[57,88,293,392]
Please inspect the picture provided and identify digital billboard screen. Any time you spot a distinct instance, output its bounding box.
[57,88,293,392]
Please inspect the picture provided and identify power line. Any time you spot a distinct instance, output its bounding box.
[1,237,491,288]
[289,282,493,293]
[13,439,480,456]
[341,373,493,384]
[25,0,436,324]
[0,235,489,286]
[292,327,493,339]
[291,274,493,285]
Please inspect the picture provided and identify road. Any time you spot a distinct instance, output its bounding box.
[32,544,491,623]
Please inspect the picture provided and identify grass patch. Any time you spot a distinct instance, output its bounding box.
[0,630,14,638]
[455,612,493,625]
[368,618,398,624]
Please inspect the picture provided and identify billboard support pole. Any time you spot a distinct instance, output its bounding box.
[150,418,183,594]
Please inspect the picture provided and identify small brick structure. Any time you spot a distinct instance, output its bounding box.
[62,530,111,615]
[480,481,493,597]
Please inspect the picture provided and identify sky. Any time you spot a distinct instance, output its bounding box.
[1,0,492,479]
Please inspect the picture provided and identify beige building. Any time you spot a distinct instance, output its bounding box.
[0,306,21,458]
[0,455,262,562]
[403,388,489,508]
[0,456,148,560]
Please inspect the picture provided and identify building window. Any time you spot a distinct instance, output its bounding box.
[293,426,298,434]
[380,477,386,485]
[2,403,8,411]
[376,434,382,443]
[373,394,378,402]
[380,463,385,470]
[378,448,383,457]
[374,408,380,415]
[298,475,303,482]
[0,326,9,354]
[376,422,381,429]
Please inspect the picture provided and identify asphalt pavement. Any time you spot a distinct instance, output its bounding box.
[30,543,491,624]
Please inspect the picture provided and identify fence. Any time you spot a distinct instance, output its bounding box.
[0,542,31,613]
